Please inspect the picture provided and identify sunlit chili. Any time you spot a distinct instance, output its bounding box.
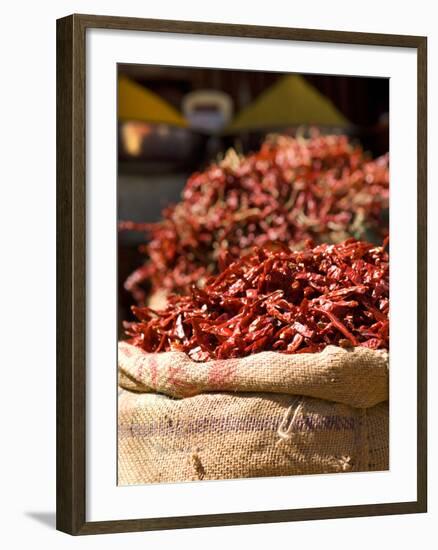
[121,133,389,301]
[124,238,389,360]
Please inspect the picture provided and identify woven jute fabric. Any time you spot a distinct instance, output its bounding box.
[118,342,388,408]
[118,389,388,485]
[118,343,389,485]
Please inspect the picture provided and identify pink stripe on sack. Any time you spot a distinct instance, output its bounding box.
[208,358,238,387]
[120,343,133,358]
[149,355,158,390]
[168,363,198,396]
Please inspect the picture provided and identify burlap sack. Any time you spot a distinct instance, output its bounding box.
[118,342,389,485]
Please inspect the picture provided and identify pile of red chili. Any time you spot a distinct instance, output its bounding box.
[122,134,389,301]
[124,238,389,360]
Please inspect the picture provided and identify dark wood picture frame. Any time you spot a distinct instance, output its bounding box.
[57,13,427,535]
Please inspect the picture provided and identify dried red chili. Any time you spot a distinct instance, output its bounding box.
[124,238,389,360]
[121,133,389,302]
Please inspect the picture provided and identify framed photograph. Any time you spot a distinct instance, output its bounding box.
[56,14,427,535]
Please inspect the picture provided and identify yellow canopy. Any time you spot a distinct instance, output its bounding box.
[227,75,348,132]
[118,76,187,127]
